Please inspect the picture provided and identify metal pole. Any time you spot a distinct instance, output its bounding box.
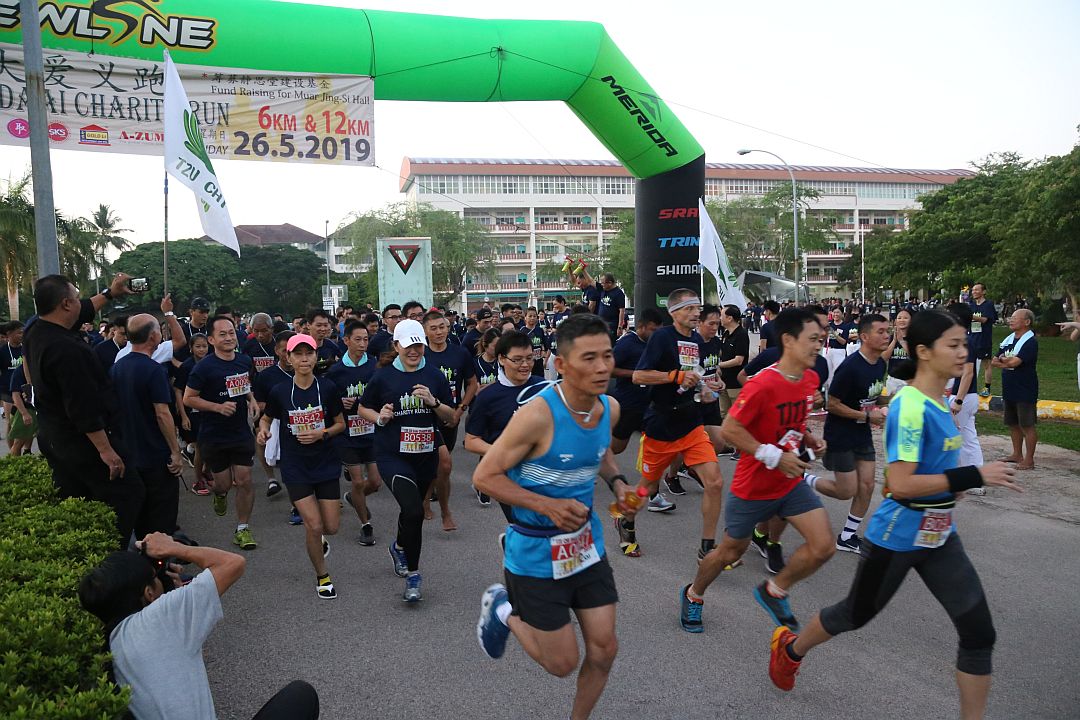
[163,172,169,295]
[736,149,798,303]
[21,0,60,276]
[324,219,331,306]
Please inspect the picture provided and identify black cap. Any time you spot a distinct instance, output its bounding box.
[190,297,210,311]
[476,309,493,320]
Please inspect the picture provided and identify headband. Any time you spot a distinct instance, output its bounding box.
[667,296,701,312]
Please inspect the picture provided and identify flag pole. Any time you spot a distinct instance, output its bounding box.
[163,171,169,295]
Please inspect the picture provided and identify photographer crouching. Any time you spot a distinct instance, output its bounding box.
[78,532,320,719]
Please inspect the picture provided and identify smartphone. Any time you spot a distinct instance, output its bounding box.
[799,446,816,463]
[127,277,149,293]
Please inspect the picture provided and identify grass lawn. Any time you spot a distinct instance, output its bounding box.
[984,326,1079,403]
[975,412,1080,453]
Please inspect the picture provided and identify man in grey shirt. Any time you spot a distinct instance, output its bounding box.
[79,533,320,719]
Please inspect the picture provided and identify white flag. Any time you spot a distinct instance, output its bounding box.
[698,198,748,309]
[163,51,239,255]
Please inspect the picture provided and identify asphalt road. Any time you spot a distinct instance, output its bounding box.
[176,445,1079,720]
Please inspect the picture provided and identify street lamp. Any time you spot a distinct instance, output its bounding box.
[324,219,331,309]
[737,148,800,304]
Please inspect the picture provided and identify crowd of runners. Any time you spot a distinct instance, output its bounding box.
[16,269,1027,719]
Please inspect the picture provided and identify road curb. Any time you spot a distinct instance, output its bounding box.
[979,395,1080,421]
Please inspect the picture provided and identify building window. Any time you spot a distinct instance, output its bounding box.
[517,273,528,283]
[599,177,633,194]
[874,217,888,225]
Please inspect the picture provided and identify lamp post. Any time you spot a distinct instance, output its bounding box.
[324,219,331,309]
[737,148,800,304]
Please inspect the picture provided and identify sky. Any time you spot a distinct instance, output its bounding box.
[3,0,1079,248]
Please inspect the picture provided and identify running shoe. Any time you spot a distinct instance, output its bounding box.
[679,584,704,633]
[322,535,330,558]
[664,475,687,496]
[389,541,409,577]
[233,528,257,551]
[266,479,282,498]
[180,446,195,467]
[403,573,422,602]
[477,583,511,659]
[614,517,641,557]
[966,487,986,496]
[343,490,354,508]
[358,523,375,546]
[680,466,704,489]
[835,534,863,555]
[475,488,491,506]
[288,507,303,525]
[317,577,337,600]
[768,626,802,691]
[647,493,675,513]
[766,542,786,575]
[978,387,991,398]
[190,477,211,496]
[498,532,506,553]
[753,581,799,632]
[211,492,227,517]
[751,529,769,559]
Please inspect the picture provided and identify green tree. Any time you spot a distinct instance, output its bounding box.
[82,204,133,290]
[0,174,35,319]
[113,239,244,313]
[237,244,326,314]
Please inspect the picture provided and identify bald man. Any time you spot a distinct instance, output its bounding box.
[114,293,188,365]
[111,313,184,538]
[992,308,1039,470]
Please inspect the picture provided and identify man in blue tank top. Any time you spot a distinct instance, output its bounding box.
[474,314,639,720]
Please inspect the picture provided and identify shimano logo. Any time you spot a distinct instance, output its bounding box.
[656,264,701,276]
[600,75,677,158]
[657,236,699,248]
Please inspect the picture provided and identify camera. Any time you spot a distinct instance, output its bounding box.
[139,546,177,593]
[127,277,149,293]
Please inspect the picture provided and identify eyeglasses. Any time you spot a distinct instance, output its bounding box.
[407,312,424,319]
[503,355,533,366]
[385,314,401,320]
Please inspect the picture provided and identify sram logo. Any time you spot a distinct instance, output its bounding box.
[0,1,217,51]
[658,207,698,220]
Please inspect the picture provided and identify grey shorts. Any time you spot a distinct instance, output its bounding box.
[724,481,824,540]
[823,444,876,473]
[1003,399,1037,428]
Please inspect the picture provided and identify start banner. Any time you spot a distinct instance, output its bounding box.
[0,42,374,166]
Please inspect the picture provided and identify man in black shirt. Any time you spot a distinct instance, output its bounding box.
[93,316,128,371]
[597,273,627,337]
[25,274,142,547]
[716,305,750,416]
[368,303,402,359]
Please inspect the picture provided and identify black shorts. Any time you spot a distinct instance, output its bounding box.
[823,443,876,473]
[611,405,645,441]
[286,477,340,503]
[438,421,459,451]
[338,444,375,467]
[179,413,201,444]
[504,557,618,632]
[0,391,12,404]
[700,401,723,427]
[974,345,993,360]
[201,439,255,474]
[1003,399,1037,428]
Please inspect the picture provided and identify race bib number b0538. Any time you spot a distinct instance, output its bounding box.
[550,523,600,580]
[913,509,952,549]
[225,372,251,398]
[400,426,434,453]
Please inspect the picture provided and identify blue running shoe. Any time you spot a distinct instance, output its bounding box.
[288,507,303,525]
[403,573,422,602]
[754,581,800,632]
[477,583,511,658]
[680,584,704,633]
[388,541,408,578]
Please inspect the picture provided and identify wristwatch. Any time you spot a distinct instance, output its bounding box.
[431,398,442,408]
[955,398,964,405]
[164,311,176,317]
[322,430,328,441]
[101,287,113,300]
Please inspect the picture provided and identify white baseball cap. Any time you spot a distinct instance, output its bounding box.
[392,318,428,347]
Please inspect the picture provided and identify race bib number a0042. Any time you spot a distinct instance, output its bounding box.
[399,426,434,453]
[225,372,251,398]
[550,523,601,580]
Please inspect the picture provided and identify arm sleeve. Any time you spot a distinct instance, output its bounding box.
[635,332,667,371]
[77,298,96,327]
[735,331,749,358]
[435,372,454,407]
[464,393,489,437]
[322,380,343,419]
[151,342,174,364]
[262,386,282,420]
[149,365,173,405]
[185,363,206,392]
[1017,340,1037,367]
[147,568,223,653]
[458,349,476,380]
[885,392,924,464]
[728,376,763,425]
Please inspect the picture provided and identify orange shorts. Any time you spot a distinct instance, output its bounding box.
[637,427,717,482]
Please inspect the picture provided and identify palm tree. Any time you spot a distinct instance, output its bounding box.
[83,204,132,290]
[58,214,98,288]
[0,174,36,319]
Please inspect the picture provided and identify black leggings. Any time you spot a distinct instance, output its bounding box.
[382,460,436,572]
[251,680,319,720]
[819,534,996,675]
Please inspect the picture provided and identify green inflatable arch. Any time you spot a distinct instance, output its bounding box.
[4,1,708,308]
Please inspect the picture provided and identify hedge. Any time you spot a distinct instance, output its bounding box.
[0,455,130,719]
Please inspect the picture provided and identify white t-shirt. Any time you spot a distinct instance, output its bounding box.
[115,340,174,365]
[111,569,222,720]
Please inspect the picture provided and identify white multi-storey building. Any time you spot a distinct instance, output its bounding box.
[399,157,974,307]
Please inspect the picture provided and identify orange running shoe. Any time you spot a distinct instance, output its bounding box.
[769,625,801,691]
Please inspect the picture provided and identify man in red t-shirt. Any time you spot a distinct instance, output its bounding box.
[679,309,833,635]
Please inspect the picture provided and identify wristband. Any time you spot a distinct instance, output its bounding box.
[164,311,176,317]
[605,474,627,493]
[754,444,783,470]
[101,287,113,300]
[376,416,387,427]
[668,370,685,386]
[944,465,983,494]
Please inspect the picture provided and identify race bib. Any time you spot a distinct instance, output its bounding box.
[288,406,325,435]
[400,426,434,453]
[348,415,374,437]
[777,429,805,454]
[253,355,275,371]
[971,321,982,333]
[913,509,952,549]
[225,372,251,398]
[550,523,600,580]
[677,340,699,370]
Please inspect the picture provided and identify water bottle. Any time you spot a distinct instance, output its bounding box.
[609,486,649,519]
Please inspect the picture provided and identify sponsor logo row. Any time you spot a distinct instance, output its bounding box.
[4,119,162,146]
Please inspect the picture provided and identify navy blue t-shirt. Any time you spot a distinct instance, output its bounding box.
[465,376,546,445]
[520,325,549,366]
[760,321,776,349]
[324,356,377,449]
[635,325,704,441]
[93,340,122,370]
[999,333,1039,403]
[823,351,887,451]
[746,348,829,392]
[698,334,723,381]
[611,332,649,411]
[827,322,857,349]
[425,344,476,408]
[254,364,293,405]
[110,352,173,469]
[598,286,626,327]
[185,352,255,447]
[887,337,910,377]
[460,329,483,356]
[314,340,340,375]
[359,361,453,461]
[968,299,998,351]
[474,356,498,388]
[582,284,602,310]
[367,330,393,360]
[241,337,276,374]
[263,376,344,484]
[0,343,23,392]
[950,335,979,397]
